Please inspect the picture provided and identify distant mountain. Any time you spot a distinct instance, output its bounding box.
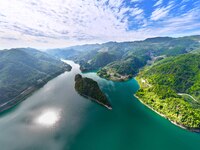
[47,35,200,81]
[47,44,101,60]
[46,36,200,131]
[0,48,71,112]
[136,53,200,130]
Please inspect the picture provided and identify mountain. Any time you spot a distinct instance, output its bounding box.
[136,53,200,130]
[47,35,200,81]
[47,44,101,60]
[0,48,72,112]
[97,55,146,81]
[80,51,119,71]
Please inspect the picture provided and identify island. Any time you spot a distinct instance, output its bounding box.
[74,74,112,110]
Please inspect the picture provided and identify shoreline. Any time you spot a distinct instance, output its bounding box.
[0,70,69,113]
[78,93,112,110]
[98,73,131,82]
[134,94,200,133]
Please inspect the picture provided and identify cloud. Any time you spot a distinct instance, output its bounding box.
[146,6,200,36]
[154,0,163,7]
[151,2,174,21]
[130,7,144,17]
[0,0,199,49]
[131,0,142,3]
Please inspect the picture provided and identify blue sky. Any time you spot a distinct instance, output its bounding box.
[0,0,200,49]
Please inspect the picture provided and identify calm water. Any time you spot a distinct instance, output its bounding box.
[0,60,199,150]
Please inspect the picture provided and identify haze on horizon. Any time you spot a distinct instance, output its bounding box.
[0,0,200,49]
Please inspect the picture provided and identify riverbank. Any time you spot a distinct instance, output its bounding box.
[0,70,69,113]
[134,94,200,133]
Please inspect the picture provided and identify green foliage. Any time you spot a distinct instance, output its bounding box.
[136,53,200,129]
[80,52,118,71]
[144,54,200,99]
[97,55,147,81]
[48,35,200,81]
[0,48,72,105]
[74,74,111,108]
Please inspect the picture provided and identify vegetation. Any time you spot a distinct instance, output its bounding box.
[74,74,111,109]
[80,52,118,71]
[0,48,72,112]
[48,36,200,130]
[136,53,200,130]
[48,35,200,81]
[97,55,147,81]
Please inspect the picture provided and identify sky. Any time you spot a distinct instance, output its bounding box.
[0,0,200,49]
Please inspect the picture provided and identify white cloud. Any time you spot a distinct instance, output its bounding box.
[0,0,128,47]
[131,0,142,2]
[130,7,144,16]
[147,7,200,36]
[154,0,163,7]
[0,0,199,49]
[151,7,169,20]
[0,0,145,49]
[151,2,174,21]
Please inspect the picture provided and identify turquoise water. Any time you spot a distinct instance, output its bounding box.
[0,60,199,150]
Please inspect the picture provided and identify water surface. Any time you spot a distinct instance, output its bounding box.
[0,60,199,150]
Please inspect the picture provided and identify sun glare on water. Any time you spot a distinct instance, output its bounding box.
[35,110,60,126]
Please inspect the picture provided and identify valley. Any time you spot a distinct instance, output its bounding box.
[0,60,199,150]
[1,0,200,149]
[47,35,200,131]
[0,36,199,150]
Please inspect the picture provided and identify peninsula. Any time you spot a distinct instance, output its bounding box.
[136,54,200,132]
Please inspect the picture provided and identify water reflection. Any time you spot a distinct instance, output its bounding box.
[35,109,60,127]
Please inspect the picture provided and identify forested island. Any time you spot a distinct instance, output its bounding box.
[1,35,200,132]
[74,74,112,109]
[48,35,200,131]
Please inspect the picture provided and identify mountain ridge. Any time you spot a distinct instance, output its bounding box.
[0,48,72,112]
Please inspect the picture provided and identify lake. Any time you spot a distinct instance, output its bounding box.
[0,60,199,150]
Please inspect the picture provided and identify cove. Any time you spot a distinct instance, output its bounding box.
[0,60,199,150]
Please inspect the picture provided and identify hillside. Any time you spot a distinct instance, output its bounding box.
[136,53,200,130]
[0,48,72,112]
[97,55,146,81]
[47,35,200,81]
[74,74,111,109]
